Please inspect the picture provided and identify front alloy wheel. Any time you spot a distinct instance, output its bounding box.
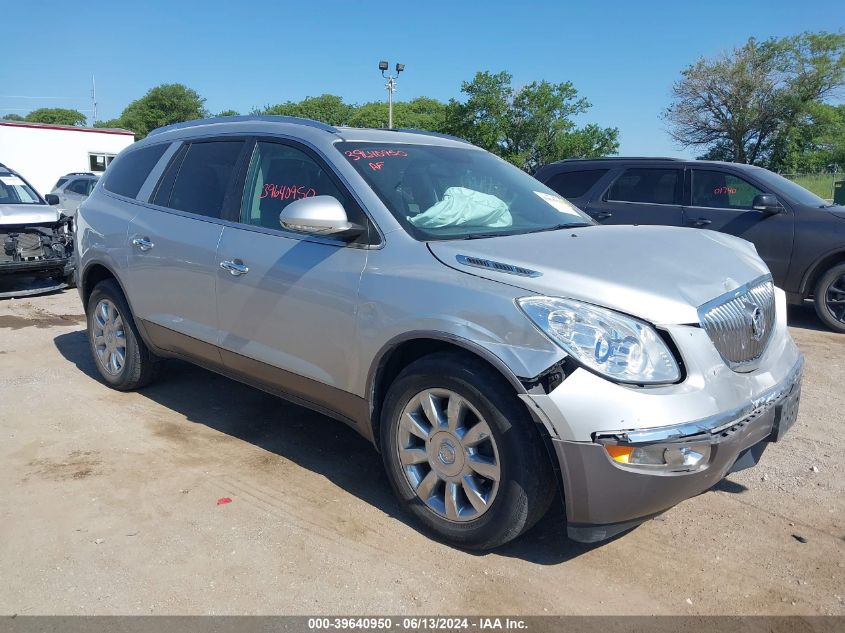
[380,352,555,550]
[397,389,500,522]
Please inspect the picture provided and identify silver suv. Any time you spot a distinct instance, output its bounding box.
[75,116,804,549]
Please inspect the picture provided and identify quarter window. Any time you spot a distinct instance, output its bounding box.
[546,169,608,199]
[240,141,360,231]
[160,141,244,218]
[606,168,682,205]
[103,144,168,199]
[691,171,763,210]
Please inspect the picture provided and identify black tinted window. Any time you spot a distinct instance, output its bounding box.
[165,141,243,218]
[546,169,608,199]
[607,168,682,205]
[104,144,168,199]
[66,179,89,195]
[691,170,764,209]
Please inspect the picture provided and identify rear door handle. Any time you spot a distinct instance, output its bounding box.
[690,218,712,227]
[131,237,154,251]
[220,259,249,276]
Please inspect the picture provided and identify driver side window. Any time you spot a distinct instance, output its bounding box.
[691,170,763,210]
[240,141,359,231]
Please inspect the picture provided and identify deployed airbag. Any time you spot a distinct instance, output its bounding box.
[408,187,512,228]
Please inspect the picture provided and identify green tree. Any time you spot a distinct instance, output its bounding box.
[767,102,845,172]
[93,118,125,129]
[666,31,845,165]
[216,109,240,117]
[2,113,25,121]
[347,97,450,130]
[259,94,352,126]
[24,108,87,126]
[444,71,618,172]
[117,83,208,138]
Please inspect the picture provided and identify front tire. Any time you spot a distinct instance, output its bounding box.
[87,279,159,390]
[380,352,555,550]
[813,263,845,334]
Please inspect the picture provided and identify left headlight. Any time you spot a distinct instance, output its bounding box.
[517,297,681,385]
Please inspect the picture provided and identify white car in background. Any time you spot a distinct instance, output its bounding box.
[47,172,99,217]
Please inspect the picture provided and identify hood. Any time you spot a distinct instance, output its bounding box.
[0,204,62,226]
[427,225,770,325]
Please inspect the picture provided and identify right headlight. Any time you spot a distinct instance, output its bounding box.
[517,297,681,385]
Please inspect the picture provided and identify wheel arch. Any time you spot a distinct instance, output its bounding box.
[80,261,125,313]
[366,332,528,451]
[799,248,845,298]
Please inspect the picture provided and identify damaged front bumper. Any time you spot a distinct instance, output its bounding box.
[0,220,74,279]
[520,315,804,543]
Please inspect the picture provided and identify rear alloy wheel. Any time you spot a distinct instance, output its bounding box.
[381,352,555,550]
[814,263,845,334]
[87,279,159,390]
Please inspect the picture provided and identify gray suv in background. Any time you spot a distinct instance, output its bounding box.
[536,158,845,333]
[75,116,803,549]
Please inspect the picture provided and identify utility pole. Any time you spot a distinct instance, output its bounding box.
[91,76,98,125]
[378,61,404,129]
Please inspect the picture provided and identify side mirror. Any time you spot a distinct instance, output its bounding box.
[752,194,783,214]
[45,194,60,205]
[279,195,364,239]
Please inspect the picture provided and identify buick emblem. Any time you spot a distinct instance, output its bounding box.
[745,302,766,341]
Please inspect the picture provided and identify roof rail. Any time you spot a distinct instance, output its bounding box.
[147,115,338,137]
[395,128,470,144]
[556,156,684,162]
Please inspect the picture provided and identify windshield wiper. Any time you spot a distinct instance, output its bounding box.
[523,222,592,234]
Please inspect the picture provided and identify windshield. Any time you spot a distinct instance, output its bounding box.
[336,142,592,240]
[749,167,832,207]
[0,173,42,205]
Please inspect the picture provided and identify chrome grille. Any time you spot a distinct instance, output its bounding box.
[698,277,776,372]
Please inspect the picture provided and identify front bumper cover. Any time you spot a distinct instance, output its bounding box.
[552,355,804,543]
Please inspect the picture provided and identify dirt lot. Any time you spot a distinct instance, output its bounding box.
[0,289,843,616]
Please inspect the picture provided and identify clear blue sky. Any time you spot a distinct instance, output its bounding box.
[2,0,842,157]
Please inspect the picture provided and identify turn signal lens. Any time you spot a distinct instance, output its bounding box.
[605,445,634,463]
[604,443,711,471]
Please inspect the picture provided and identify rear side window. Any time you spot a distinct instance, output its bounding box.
[103,144,168,199]
[606,168,682,205]
[545,169,608,199]
[156,141,243,218]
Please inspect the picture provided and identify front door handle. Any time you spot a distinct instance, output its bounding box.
[690,218,713,227]
[220,259,249,276]
[594,211,613,220]
[131,237,154,251]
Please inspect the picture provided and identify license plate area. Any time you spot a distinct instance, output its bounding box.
[771,385,801,442]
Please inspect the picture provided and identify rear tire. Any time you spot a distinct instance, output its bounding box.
[86,279,159,390]
[380,352,555,550]
[813,263,845,334]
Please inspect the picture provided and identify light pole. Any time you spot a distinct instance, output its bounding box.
[379,61,404,129]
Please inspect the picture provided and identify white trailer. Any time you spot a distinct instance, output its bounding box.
[0,121,134,196]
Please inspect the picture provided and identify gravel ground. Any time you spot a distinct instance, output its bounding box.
[0,289,843,615]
